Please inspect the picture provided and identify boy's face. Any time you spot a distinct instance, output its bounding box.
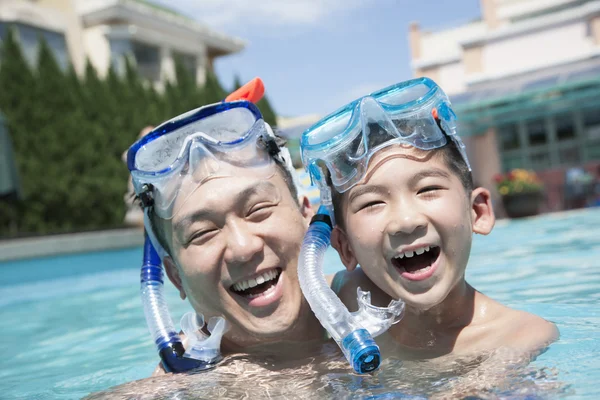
[332,145,494,310]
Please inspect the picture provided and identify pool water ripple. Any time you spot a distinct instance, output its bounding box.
[0,208,599,399]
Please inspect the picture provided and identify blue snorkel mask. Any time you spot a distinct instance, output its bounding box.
[127,79,297,373]
[298,77,470,374]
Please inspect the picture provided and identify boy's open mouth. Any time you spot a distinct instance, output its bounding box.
[230,268,282,299]
[391,246,440,275]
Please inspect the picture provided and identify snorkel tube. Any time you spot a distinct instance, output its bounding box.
[297,174,405,374]
[137,78,267,373]
[141,232,227,372]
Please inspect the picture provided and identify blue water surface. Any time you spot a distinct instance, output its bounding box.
[0,208,599,399]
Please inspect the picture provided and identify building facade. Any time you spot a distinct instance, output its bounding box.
[409,0,600,212]
[0,0,244,87]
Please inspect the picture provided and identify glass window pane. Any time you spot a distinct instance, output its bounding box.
[501,153,523,171]
[555,113,576,141]
[529,149,551,170]
[526,119,547,146]
[132,41,160,81]
[587,143,600,160]
[173,51,197,78]
[583,108,600,141]
[558,146,581,165]
[498,124,520,150]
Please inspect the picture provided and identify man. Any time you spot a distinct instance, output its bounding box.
[123,84,332,375]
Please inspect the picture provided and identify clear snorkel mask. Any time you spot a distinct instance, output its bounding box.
[128,101,277,221]
[301,77,470,194]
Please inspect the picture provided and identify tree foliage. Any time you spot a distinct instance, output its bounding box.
[0,33,278,237]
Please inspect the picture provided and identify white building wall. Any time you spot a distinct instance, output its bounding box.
[82,25,111,77]
[419,22,486,65]
[481,21,594,77]
[437,62,467,94]
[496,0,577,21]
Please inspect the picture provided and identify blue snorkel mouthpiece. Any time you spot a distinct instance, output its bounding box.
[342,329,380,374]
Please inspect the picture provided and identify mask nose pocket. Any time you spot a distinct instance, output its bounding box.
[189,141,220,183]
[359,97,401,152]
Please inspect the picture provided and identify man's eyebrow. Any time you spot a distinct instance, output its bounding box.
[409,168,452,186]
[348,185,388,203]
[173,181,279,233]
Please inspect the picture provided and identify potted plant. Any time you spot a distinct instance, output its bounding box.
[494,169,544,218]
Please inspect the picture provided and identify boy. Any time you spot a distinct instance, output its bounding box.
[301,78,558,368]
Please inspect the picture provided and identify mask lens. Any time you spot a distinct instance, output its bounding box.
[134,107,258,173]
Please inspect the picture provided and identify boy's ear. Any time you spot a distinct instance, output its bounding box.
[471,187,495,235]
[331,226,358,271]
[298,195,315,226]
[164,256,187,300]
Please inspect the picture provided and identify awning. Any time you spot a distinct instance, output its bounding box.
[0,113,22,200]
[451,60,600,135]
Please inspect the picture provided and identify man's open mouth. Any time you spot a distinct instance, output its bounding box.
[230,268,282,299]
[391,246,440,275]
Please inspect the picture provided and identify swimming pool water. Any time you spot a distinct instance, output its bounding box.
[0,208,599,399]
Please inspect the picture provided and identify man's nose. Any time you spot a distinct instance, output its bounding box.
[384,203,427,237]
[223,220,264,264]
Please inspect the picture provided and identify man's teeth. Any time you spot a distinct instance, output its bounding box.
[395,246,431,259]
[233,270,279,292]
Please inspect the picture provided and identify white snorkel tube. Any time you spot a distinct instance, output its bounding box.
[297,172,405,374]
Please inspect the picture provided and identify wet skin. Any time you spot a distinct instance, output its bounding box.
[330,146,558,359]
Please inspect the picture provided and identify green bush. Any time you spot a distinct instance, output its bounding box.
[0,28,278,238]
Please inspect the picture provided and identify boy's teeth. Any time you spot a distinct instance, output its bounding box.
[233,270,278,292]
[395,246,432,260]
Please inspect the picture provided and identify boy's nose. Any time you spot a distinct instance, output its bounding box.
[224,220,264,265]
[385,207,427,236]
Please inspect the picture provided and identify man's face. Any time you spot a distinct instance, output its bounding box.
[334,146,488,311]
[162,167,312,344]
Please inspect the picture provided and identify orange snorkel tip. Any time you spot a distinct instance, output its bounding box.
[225,77,265,104]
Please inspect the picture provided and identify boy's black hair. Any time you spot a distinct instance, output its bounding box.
[327,138,473,229]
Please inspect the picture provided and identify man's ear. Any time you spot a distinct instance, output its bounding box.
[164,256,187,300]
[331,226,358,271]
[471,187,495,235]
[298,195,315,226]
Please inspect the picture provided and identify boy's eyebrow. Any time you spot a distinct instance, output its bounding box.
[173,181,278,234]
[409,168,452,186]
[348,185,388,203]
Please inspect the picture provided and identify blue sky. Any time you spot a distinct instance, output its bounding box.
[157,1,482,117]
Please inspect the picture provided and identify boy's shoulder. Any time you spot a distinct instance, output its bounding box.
[478,295,559,354]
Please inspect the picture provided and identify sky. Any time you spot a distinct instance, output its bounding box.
[155,0,482,118]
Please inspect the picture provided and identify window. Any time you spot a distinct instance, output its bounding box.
[498,123,520,150]
[558,146,581,165]
[583,108,600,141]
[0,23,69,70]
[501,153,523,171]
[173,51,197,78]
[527,119,547,146]
[132,41,160,82]
[555,113,576,142]
[529,149,551,170]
